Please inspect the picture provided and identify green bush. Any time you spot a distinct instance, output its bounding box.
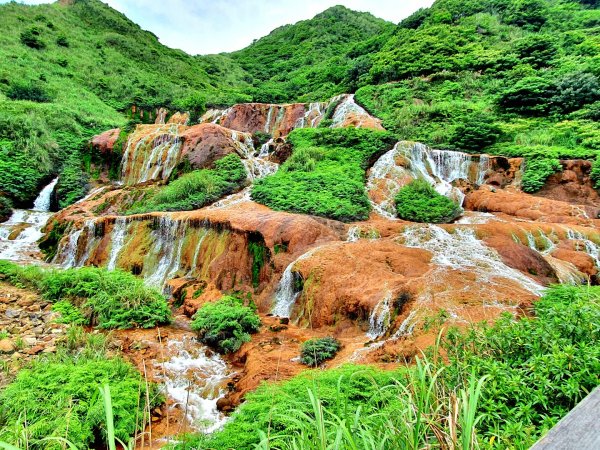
[395,180,462,223]
[251,128,396,222]
[52,300,87,325]
[591,155,600,189]
[300,336,341,367]
[129,154,246,213]
[191,296,261,353]
[452,117,501,152]
[0,196,12,222]
[443,285,600,448]
[0,261,172,329]
[19,26,45,49]
[0,353,158,448]
[521,157,562,192]
[498,77,555,116]
[6,81,52,102]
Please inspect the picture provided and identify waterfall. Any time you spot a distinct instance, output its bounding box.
[229,130,279,181]
[346,226,361,242]
[121,124,183,185]
[565,229,600,269]
[330,94,371,128]
[145,217,188,289]
[106,218,129,271]
[156,338,230,433]
[524,230,586,285]
[0,178,59,262]
[401,225,545,296]
[58,227,84,268]
[366,291,392,340]
[32,177,58,211]
[272,247,319,318]
[367,142,490,218]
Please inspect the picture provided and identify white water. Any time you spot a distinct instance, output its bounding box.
[121,124,182,185]
[106,218,129,270]
[230,130,279,180]
[0,178,58,262]
[565,228,600,269]
[367,142,490,218]
[401,225,544,296]
[272,247,320,318]
[330,94,378,128]
[524,229,588,285]
[366,291,392,340]
[145,217,187,289]
[156,338,230,433]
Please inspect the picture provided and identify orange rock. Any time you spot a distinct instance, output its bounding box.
[535,160,600,207]
[90,128,120,154]
[180,123,248,170]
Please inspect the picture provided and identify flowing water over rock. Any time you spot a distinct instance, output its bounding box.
[366,291,392,340]
[121,124,183,185]
[400,225,545,296]
[156,337,230,433]
[0,178,58,263]
[367,142,490,218]
[272,247,321,318]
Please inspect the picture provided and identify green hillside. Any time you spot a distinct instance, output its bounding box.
[0,0,249,206]
[0,0,599,207]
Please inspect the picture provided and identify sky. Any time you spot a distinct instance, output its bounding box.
[5,0,435,55]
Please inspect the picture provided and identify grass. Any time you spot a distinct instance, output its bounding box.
[395,180,463,223]
[0,261,171,329]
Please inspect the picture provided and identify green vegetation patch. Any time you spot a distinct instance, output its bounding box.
[127,154,246,213]
[251,128,396,222]
[395,180,462,223]
[0,261,171,329]
[300,336,342,367]
[191,295,261,354]
[0,330,159,448]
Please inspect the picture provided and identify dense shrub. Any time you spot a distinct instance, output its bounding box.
[6,81,52,102]
[395,180,462,223]
[191,296,261,353]
[514,35,557,69]
[300,336,341,367]
[129,154,246,213]
[0,196,12,222]
[56,152,89,208]
[521,157,562,192]
[452,117,501,152]
[591,155,600,189]
[443,285,600,448]
[552,71,600,114]
[19,26,45,49]
[0,261,171,329]
[251,128,396,222]
[498,77,555,116]
[0,352,158,448]
[504,0,547,31]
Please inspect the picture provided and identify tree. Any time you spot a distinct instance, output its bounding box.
[498,77,554,115]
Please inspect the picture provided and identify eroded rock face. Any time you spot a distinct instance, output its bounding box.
[90,128,120,154]
[180,123,250,170]
[535,160,600,207]
[465,186,599,225]
[219,103,307,138]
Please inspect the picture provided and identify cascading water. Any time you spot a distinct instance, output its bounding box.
[121,124,183,185]
[230,131,279,180]
[401,225,545,296]
[366,291,392,340]
[272,247,320,318]
[330,94,374,128]
[0,178,58,262]
[145,217,188,289]
[524,229,586,285]
[156,337,230,433]
[106,218,129,270]
[565,228,600,269]
[367,141,490,218]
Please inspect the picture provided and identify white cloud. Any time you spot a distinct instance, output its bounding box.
[4,0,435,54]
